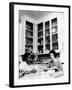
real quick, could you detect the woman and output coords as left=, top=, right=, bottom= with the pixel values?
left=19, top=49, right=37, bottom=78
left=48, top=50, right=64, bottom=77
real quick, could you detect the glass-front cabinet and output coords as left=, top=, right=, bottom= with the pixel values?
left=25, top=21, right=33, bottom=52
left=20, top=13, right=64, bottom=62
left=45, top=21, right=50, bottom=53
left=37, top=17, right=59, bottom=54
left=38, top=23, right=43, bottom=53
left=51, top=18, right=58, bottom=50
left=20, top=15, right=63, bottom=55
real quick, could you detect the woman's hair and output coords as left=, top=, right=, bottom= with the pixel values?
left=49, top=49, right=57, bottom=58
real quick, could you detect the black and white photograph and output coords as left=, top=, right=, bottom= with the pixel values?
left=9, top=2, right=70, bottom=87
left=19, top=10, right=64, bottom=79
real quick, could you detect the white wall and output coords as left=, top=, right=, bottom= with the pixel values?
left=0, top=0, right=72, bottom=90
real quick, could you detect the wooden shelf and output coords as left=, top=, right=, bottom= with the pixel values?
left=38, top=30, right=43, bottom=33
left=26, top=29, right=33, bottom=32
left=45, top=35, right=50, bottom=37
left=26, top=36, right=33, bottom=39
left=45, top=27, right=50, bottom=30
left=25, top=44, right=33, bottom=46
left=51, top=24, right=57, bottom=28
left=52, top=32, right=58, bottom=34
left=52, top=40, right=58, bottom=43
left=38, top=45, right=43, bottom=47
left=45, top=43, right=50, bottom=45
left=38, top=37, right=43, bottom=39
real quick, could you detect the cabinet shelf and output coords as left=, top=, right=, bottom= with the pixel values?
left=45, top=21, right=50, bottom=28
left=26, top=36, right=33, bottom=39
left=52, top=42, right=58, bottom=50
left=45, top=29, right=50, bottom=36
left=25, top=45, right=33, bottom=49
left=52, top=33, right=58, bottom=42
left=25, top=46, right=33, bottom=48
left=38, top=30, right=43, bottom=33
left=45, top=27, right=50, bottom=30
left=51, top=18, right=57, bottom=27
left=51, top=28, right=58, bottom=34
left=25, top=44, right=33, bottom=46
left=52, top=32, right=58, bottom=35
left=26, top=29, right=33, bottom=32
left=38, top=22, right=43, bottom=32
left=45, top=42, right=50, bottom=44
left=38, top=37, right=43, bottom=39
left=51, top=24, right=57, bottom=28
left=26, top=21, right=33, bottom=30
left=38, top=31, right=43, bottom=37
left=52, top=41, right=58, bottom=43
left=38, top=45, right=43, bottom=47
left=45, top=35, right=50, bottom=37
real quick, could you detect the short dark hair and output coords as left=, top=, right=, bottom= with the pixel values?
left=49, top=49, right=57, bottom=58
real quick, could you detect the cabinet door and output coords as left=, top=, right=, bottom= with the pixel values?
left=45, top=21, right=50, bottom=52
left=37, top=22, right=43, bottom=53
left=25, top=21, right=33, bottom=52
left=51, top=18, right=59, bottom=50
left=37, top=18, right=59, bottom=54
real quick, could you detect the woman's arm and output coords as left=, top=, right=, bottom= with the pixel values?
left=48, top=61, right=63, bottom=71
left=48, top=66, right=59, bottom=70
left=58, top=61, right=63, bottom=71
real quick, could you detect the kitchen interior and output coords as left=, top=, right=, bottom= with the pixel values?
left=19, top=10, right=64, bottom=79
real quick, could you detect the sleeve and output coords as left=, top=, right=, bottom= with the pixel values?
left=48, top=62, right=53, bottom=68
left=58, top=60, right=63, bottom=71
left=23, top=53, right=30, bottom=61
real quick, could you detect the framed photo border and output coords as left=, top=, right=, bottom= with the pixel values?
left=9, top=2, right=71, bottom=88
